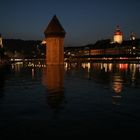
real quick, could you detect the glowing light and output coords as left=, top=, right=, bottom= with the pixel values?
left=119, top=64, right=128, bottom=70
left=41, top=40, right=46, bottom=44
left=108, top=63, right=112, bottom=71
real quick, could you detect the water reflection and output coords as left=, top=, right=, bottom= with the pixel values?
left=4, top=60, right=140, bottom=107
left=65, top=62, right=140, bottom=105
left=0, top=67, right=6, bottom=97
left=11, top=62, right=23, bottom=72
left=130, top=64, right=136, bottom=86
left=0, top=65, right=11, bottom=97
left=42, top=66, right=64, bottom=109
left=112, top=73, right=123, bottom=105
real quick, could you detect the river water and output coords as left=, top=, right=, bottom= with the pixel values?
left=0, top=60, right=140, bottom=137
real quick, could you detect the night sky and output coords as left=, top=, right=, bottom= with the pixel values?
left=0, top=0, right=140, bottom=46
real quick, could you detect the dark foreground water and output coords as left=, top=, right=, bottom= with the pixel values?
left=0, top=60, right=140, bottom=137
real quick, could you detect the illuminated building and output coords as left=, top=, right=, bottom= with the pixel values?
left=130, top=32, right=136, bottom=40
left=0, top=33, right=3, bottom=48
left=44, top=15, right=66, bottom=65
left=113, top=25, right=123, bottom=44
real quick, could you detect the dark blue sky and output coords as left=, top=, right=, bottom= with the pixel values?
left=0, top=0, right=140, bottom=46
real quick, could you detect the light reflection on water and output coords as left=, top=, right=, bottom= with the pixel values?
left=0, top=60, right=140, bottom=136
left=42, top=66, right=64, bottom=109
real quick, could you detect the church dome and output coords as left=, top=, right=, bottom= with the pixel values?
left=114, top=25, right=122, bottom=35
left=113, top=25, right=123, bottom=44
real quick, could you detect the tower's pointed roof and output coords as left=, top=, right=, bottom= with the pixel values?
left=44, top=15, right=66, bottom=38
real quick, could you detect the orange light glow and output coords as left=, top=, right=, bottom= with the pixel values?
left=119, top=64, right=128, bottom=70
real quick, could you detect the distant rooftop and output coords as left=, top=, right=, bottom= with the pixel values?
left=44, top=15, right=66, bottom=38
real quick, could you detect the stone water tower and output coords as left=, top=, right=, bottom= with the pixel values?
left=44, top=15, right=66, bottom=65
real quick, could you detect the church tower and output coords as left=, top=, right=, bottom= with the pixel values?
left=44, top=15, right=66, bottom=65
left=113, top=25, right=123, bottom=44
left=130, top=32, right=136, bottom=40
